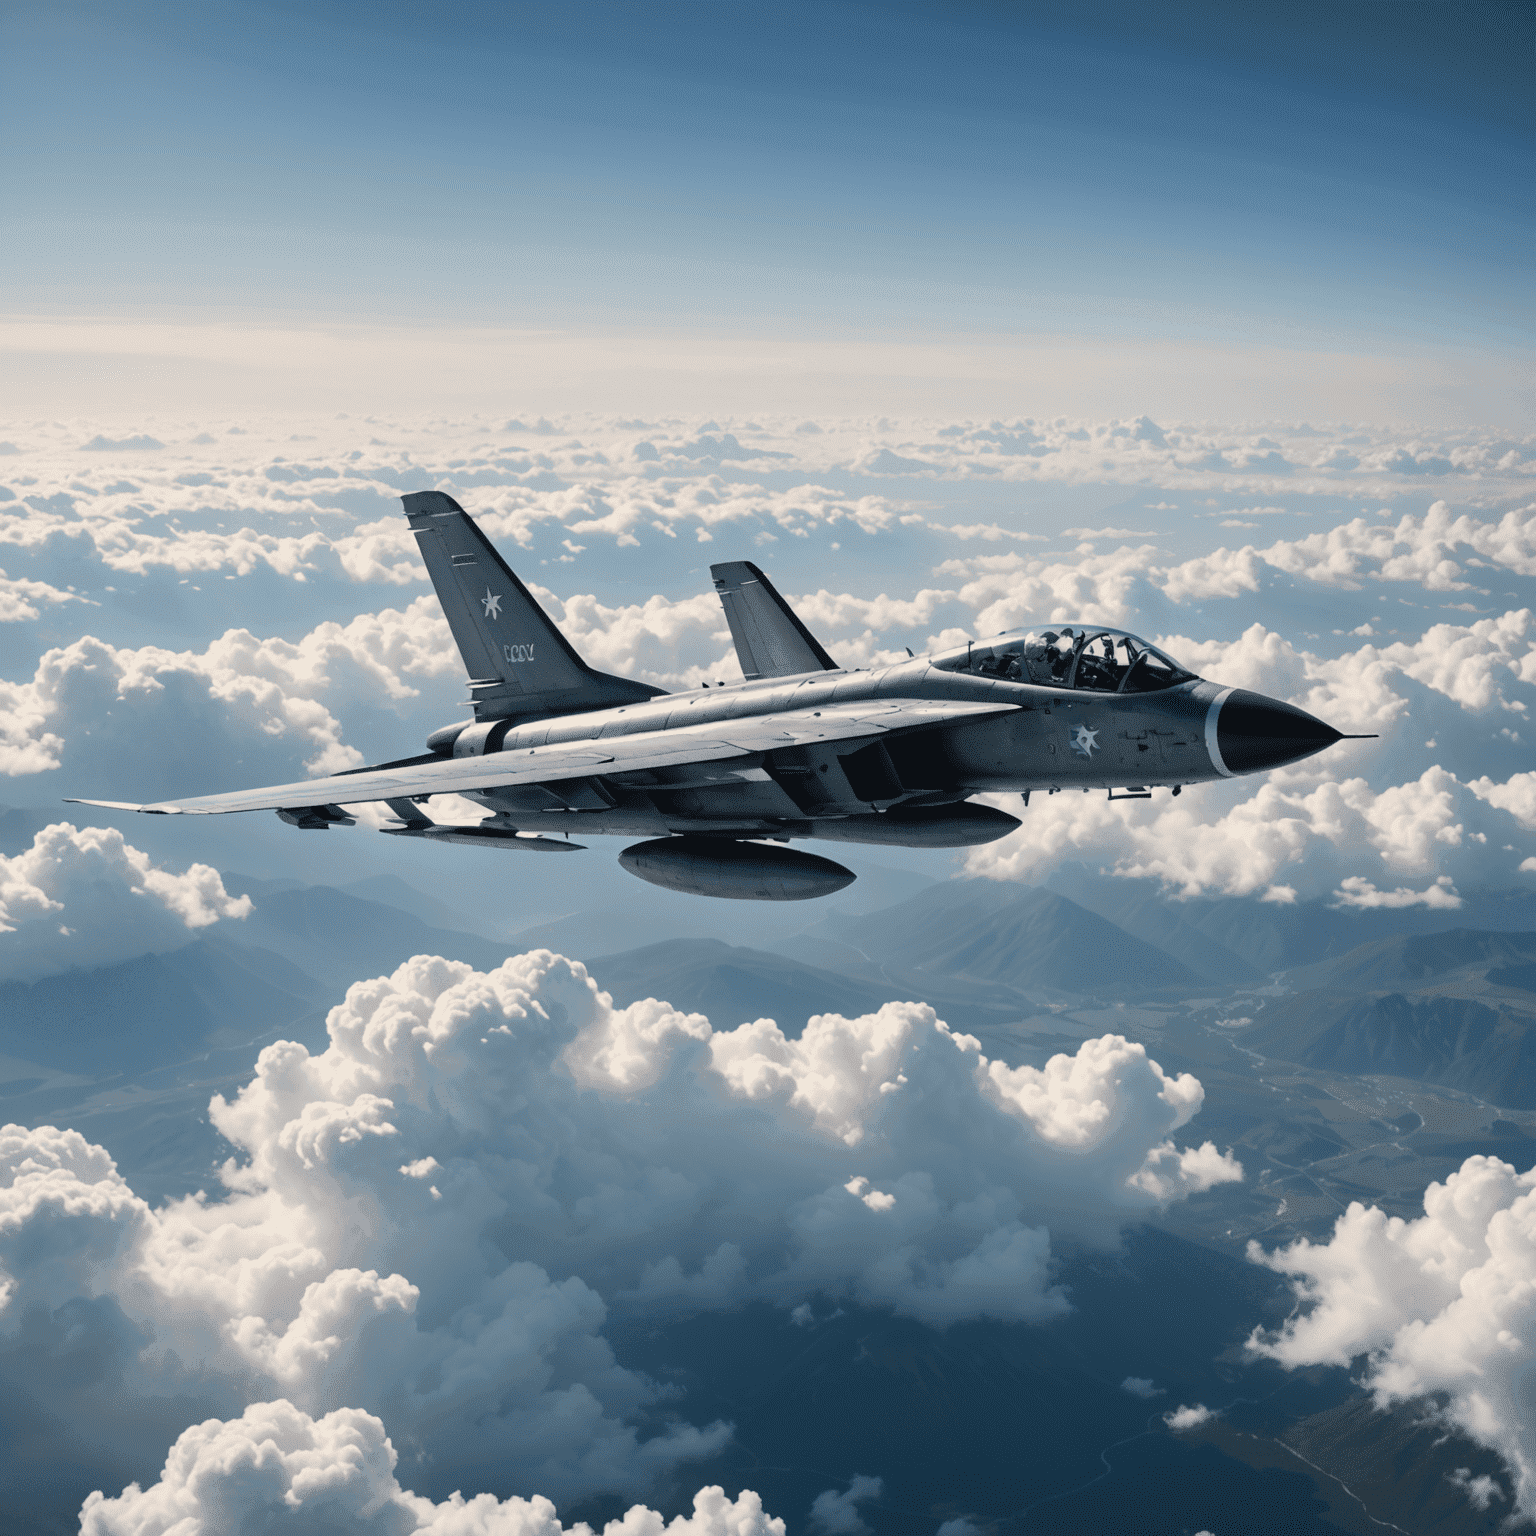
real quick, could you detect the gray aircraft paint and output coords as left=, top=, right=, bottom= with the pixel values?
left=403, top=491, right=661, bottom=719
left=711, top=560, right=839, bottom=681
left=70, top=493, right=1364, bottom=900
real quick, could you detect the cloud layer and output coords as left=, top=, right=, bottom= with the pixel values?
left=0, top=411, right=1531, bottom=906
left=2, top=413, right=1531, bottom=905
left=0, top=947, right=1236, bottom=1510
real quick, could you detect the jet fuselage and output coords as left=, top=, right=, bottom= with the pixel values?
left=443, top=661, right=1232, bottom=843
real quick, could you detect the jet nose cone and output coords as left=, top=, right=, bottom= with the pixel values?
left=1215, top=689, right=1342, bottom=774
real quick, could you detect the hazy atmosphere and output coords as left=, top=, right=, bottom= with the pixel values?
left=1, top=4, right=1532, bottom=1534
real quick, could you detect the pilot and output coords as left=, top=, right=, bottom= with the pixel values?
left=1047, top=630, right=1075, bottom=684
left=1022, top=632, right=1054, bottom=685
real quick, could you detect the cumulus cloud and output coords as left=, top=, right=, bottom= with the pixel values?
left=80, top=1400, right=783, bottom=1536
left=1248, top=1155, right=1536, bottom=1520
left=0, top=595, right=478, bottom=793
left=937, top=545, right=1158, bottom=631
left=0, top=440, right=903, bottom=582
left=1249, top=502, right=1536, bottom=591
left=807, top=1476, right=882, bottom=1535
left=0, top=949, right=1236, bottom=1505
left=544, top=588, right=734, bottom=689
left=0, top=633, right=366, bottom=786
left=0, top=822, right=250, bottom=981
left=1120, top=1376, right=1164, bottom=1399
left=81, top=434, right=164, bottom=452
left=967, top=760, right=1536, bottom=902
left=1163, top=1403, right=1214, bottom=1431
left=1469, top=770, right=1536, bottom=831
left=1447, top=1466, right=1506, bottom=1512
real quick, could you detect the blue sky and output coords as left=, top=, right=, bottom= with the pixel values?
left=5, top=1, right=1530, bottom=362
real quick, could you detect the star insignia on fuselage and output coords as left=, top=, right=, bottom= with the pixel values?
left=1070, top=723, right=1100, bottom=758
left=482, top=589, right=502, bottom=619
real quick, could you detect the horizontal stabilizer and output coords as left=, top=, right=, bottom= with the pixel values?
left=710, top=561, right=837, bottom=680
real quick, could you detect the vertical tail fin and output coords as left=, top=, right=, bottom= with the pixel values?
left=403, top=492, right=663, bottom=719
left=710, top=561, right=839, bottom=680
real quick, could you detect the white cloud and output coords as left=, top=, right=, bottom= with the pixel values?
left=0, top=567, right=88, bottom=622
left=1469, top=770, right=1536, bottom=831
left=964, top=755, right=1536, bottom=902
left=1159, top=546, right=1264, bottom=604
left=1120, top=1376, right=1164, bottom=1399
left=932, top=504, right=1536, bottom=631
left=1144, top=502, right=1536, bottom=605
left=544, top=588, right=734, bottom=689
left=1160, top=612, right=1536, bottom=738
left=0, top=597, right=467, bottom=793
left=0, top=633, right=363, bottom=785
left=1330, top=875, right=1461, bottom=910
left=3, top=425, right=1531, bottom=589
left=0, top=948, right=1236, bottom=1503
left=0, top=822, right=250, bottom=981
left=0, top=431, right=905, bottom=585
left=939, top=545, right=1159, bottom=631
left=79, top=1400, right=784, bottom=1536
left=1254, top=502, right=1536, bottom=590
left=1248, top=1155, right=1536, bottom=1521
left=1448, top=1467, right=1506, bottom=1512
left=807, top=1476, right=882, bottom=1535
left=1163, top=1403, right=1214, bottom=1431
left=3, top=409, right=1535, bottom=1525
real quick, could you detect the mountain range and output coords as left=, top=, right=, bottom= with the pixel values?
left=1245, top=929, right=1536, bottom=1108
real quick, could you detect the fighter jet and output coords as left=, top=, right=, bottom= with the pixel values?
left=70, top=492, right=1369, bottom=900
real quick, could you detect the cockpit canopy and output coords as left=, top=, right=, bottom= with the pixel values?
left=931, top=626, right=1197, bottom=693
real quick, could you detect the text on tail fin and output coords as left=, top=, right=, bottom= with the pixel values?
left=403, top=491, right=661, bottom=718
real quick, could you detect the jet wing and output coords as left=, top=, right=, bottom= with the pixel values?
left=67, top=699, right=1018, bottom=817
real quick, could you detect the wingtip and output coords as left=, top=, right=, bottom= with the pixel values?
left=63, top=798, right=181, bottom=813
